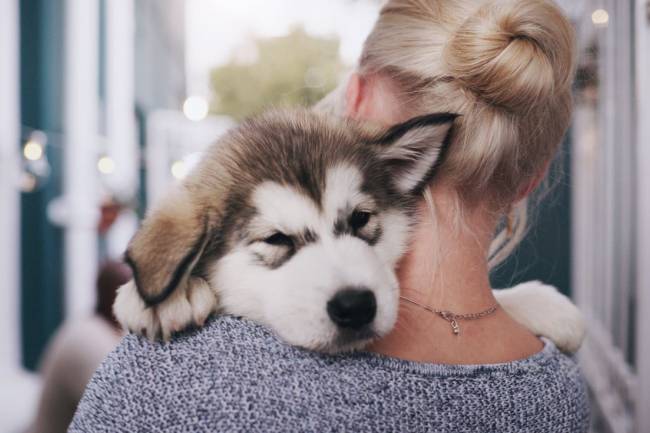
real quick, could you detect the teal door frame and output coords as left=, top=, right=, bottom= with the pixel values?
left=19, top=0, right=66, bottom=370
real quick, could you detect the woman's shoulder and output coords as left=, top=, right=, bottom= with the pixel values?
left=351, top=338, right=590, bottom=432
left=357, top=337, right=589, bottom=404
left=360, top=337, right=582, bottom=376
left=69, top=315, right=292, bottom=430
left=71, top=316, right=590, bottom=433
left=88, top=314, right=302, bottom=380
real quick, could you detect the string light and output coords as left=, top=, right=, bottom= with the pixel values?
left=23, top=140, right=44, bottom=161
left=97, top=156, right=116, bottom=174
left=592, top=9, right=609, bottom=26
left=182, top=96, right=209, bottom=122
left=171, top=160, right=188, bottom=179
left=16, top=126, right=215, bottom=192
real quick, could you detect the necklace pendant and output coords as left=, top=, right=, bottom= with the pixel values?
left=450, top=319, right=460, bottom=335
left=439, top=311, right=461, bottom=335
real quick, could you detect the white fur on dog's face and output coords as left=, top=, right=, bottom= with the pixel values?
left=211, top=165, right=410, bottom=352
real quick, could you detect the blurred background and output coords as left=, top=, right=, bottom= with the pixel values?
left=0, top=0, right=648, bottom=432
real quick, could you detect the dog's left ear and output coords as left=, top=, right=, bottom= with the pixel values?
left=124, top=186, right=209, bottom=306
left=373, top=113, right=457, bottom=194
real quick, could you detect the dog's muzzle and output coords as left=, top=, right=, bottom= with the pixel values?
left=326, top=288, right=377, bottom=329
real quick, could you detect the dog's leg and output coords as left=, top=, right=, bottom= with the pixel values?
left=114, top=277, right=218, bottom=341
left=494, top=280, right=586, bottom=354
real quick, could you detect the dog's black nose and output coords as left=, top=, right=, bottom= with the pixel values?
left=327, top=289, right=377, bottom=329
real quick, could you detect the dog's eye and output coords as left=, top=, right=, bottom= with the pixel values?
left=349, top=210, right=372, bottom=231
left=263, top=232, right=294, bottom=248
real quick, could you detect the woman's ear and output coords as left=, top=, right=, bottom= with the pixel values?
left=125, top=186, right=209, bottom=306
left=344, top=72, right=363, bottom=119
left=373, top=113, right=458, bottom=195
left=345, top=72, right=415, bottom=126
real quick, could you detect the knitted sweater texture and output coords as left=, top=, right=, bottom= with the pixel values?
left=70, top=315, right=590, bottom=433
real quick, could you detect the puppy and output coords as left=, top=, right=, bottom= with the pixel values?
left=114, top=109, right=585, bottom=353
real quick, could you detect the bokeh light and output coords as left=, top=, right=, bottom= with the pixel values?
left=182, top=96, right=209, bottom=122
left=591, top=9, right=609, bottom=26
left=23, top=141, right=44, bottom=161
left=97, top=156, right=116, bottom=175
left=171, top=160, right=188, bottom=180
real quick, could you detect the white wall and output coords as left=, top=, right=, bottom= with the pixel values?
left=634, top=1, right=650, bottom=432
left=106, top=0, right=138, bottom=200
left=0, top=2, right=42, bottom=431
left=63, top=0, right=100, bottom=318
left=0, top=0, right=21, bottom=373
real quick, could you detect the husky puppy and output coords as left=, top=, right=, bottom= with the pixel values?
left=114, top=109, right=584, bottom=353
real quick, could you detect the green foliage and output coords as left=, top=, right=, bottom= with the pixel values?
left=210, top=27, right=344, bottom=120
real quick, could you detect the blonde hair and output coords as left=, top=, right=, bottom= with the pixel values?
left=344, top=0, right=576, bottom=268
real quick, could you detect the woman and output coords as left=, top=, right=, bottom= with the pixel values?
left=70, top=0, right=589, bottom=431
left=318, top=0, right=576, bottom=365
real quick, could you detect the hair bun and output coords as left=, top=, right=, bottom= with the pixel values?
left=445, top=0, right=574, bottom=112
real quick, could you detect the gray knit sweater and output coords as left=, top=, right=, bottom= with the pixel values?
left=70, top=315, right=590, bottom=433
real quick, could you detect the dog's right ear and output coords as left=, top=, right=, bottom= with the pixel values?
left=125, top=187, right=209, bottom=306
left=372, top=112, right=458, bottom=195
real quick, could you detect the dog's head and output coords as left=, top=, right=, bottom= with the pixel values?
left=126, top=109, right=456, bottom=352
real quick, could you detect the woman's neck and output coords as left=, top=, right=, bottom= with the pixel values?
left=368, top=190, right=543, bottom=364
left=396, top=212, right=496, bottom=314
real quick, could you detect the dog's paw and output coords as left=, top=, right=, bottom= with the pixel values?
left=113, top=277, right=218, bottom=341
left=494, top=281, right=586, bottom=354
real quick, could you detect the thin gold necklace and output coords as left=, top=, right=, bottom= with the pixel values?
left=399, top=295, right=499, bottom=335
